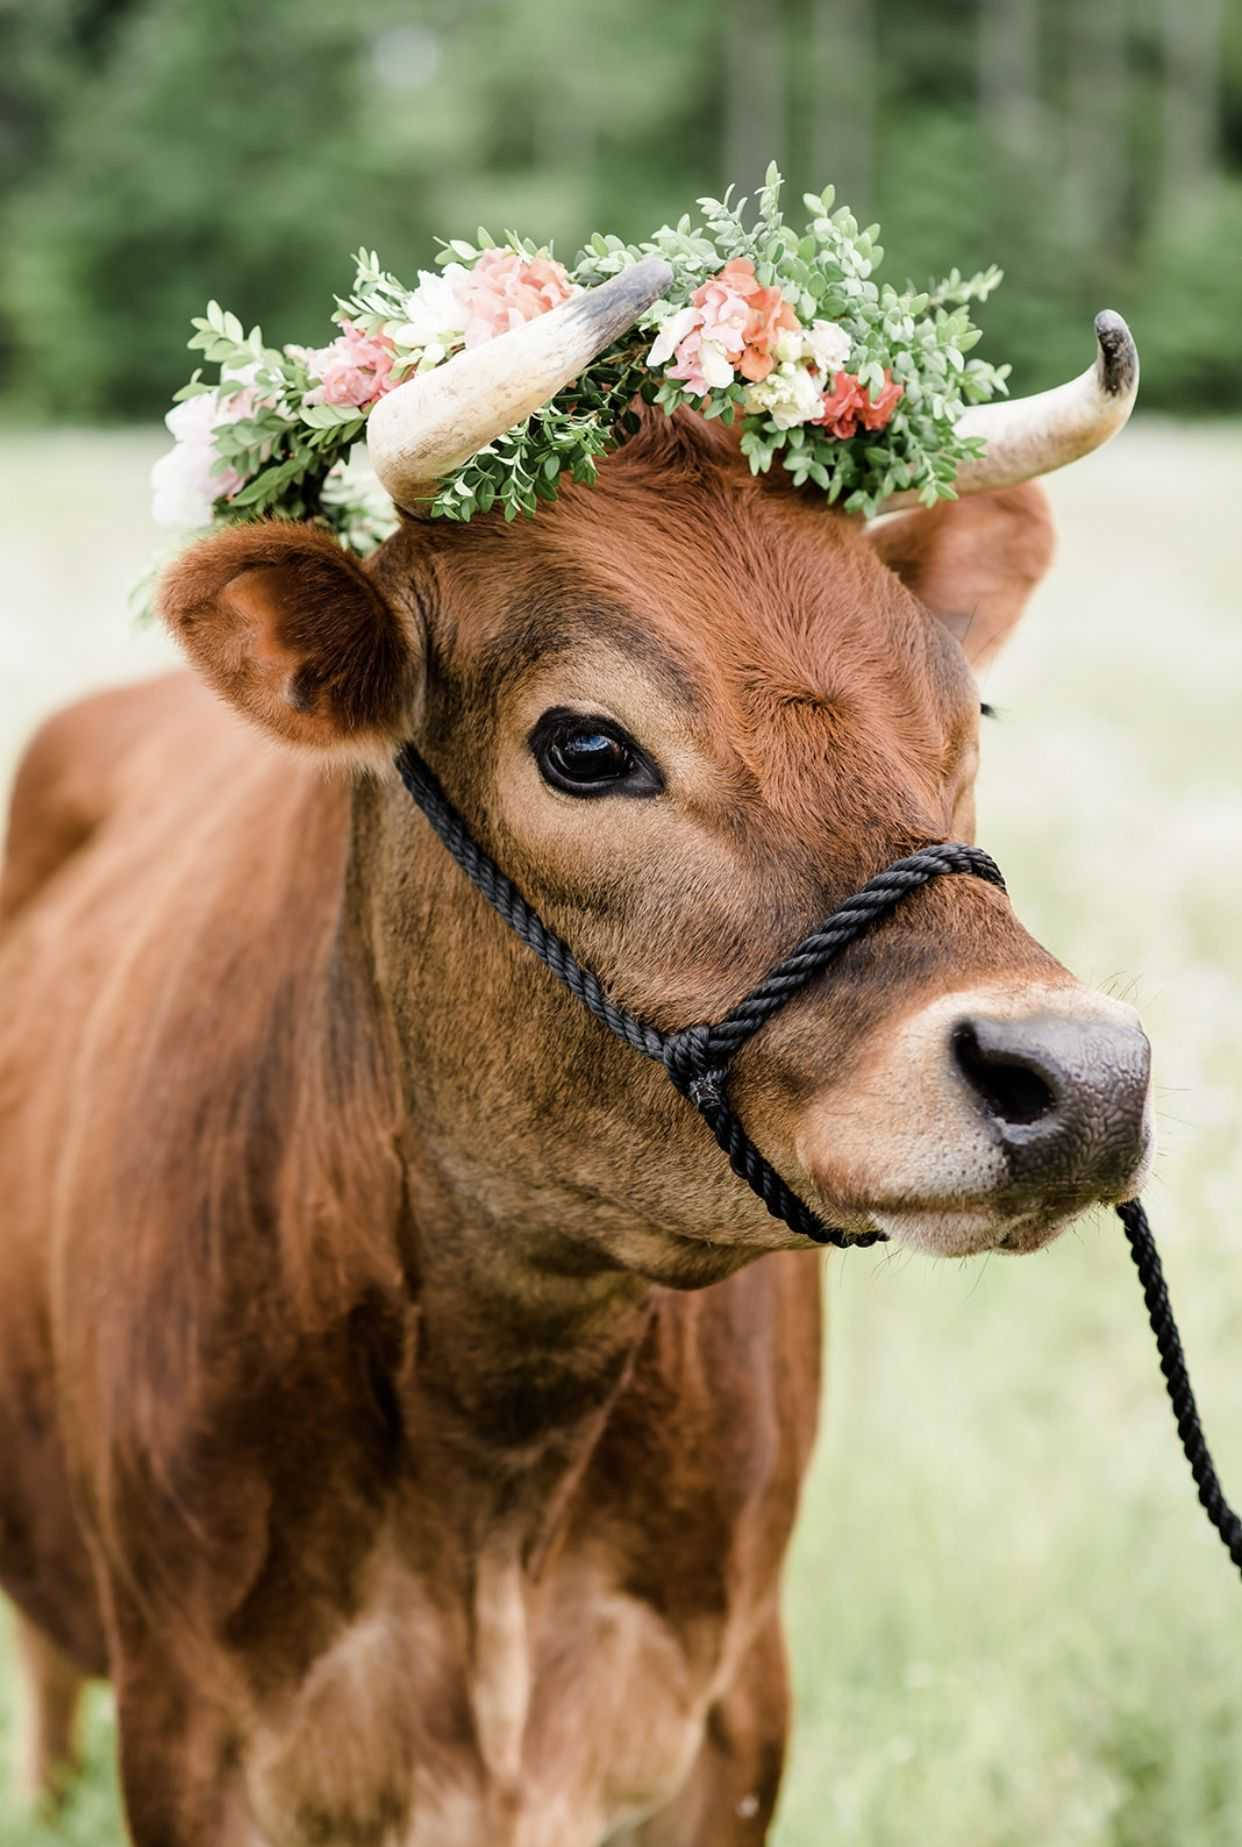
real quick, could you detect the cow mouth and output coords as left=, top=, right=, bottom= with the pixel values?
left=864, top=1195, right=1112, bottom=1258
left=818, top=1126, right=1154, bottom=1258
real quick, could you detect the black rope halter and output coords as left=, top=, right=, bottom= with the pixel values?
left=395, top=742, right=1242, bottom=1582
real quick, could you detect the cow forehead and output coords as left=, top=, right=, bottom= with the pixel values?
left=435, top=450, right=934, bottom=666
left=431, top=465, right=975, bottom=783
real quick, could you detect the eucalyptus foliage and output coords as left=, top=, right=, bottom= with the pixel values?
left=169, top=166, right=1009, bottom=550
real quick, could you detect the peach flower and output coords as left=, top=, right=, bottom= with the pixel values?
left=650, top=256, right=798, bottom=397
left=456, top=249, right=576, bottom=348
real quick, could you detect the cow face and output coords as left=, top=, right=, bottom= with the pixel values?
left=160, top=413, right=1151, bottom=1273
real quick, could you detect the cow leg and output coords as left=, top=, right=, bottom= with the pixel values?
left=621, top=1608, right=790, bottom=1847
left=112, top=1658, right=248, bottom=1846
left=10, top=1606, right=86, bottom=1808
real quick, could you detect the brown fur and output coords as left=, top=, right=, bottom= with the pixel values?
left=1, top=414, right=1066, bottom=1843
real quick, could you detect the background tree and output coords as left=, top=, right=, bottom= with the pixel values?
left=1, top=0, right=1239, bottom=418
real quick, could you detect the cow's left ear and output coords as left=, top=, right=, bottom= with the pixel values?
left=157, top=521, right=422, bottom=757
left=866, top=483, right=1055, bottom=672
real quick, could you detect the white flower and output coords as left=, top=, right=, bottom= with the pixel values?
left=697, top=338, right=736, bottom=390
left=744, top=361, right=826, bottom=430
left=221, top=360, right=261, bottom=392
left=150, top=391, right=245, bottom=529
left=646, top=304, right=699, bottom=370
left=390, top=266, right=469, bottom=351
left=805, top=318, right=852, bottom=375
left=772, top=326, right=807, bottom=366
left=151, top=396, right=221, bottom=528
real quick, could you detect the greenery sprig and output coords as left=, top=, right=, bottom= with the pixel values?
left=152, top=165, right=1009, bottom=550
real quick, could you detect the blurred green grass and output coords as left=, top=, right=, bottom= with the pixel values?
left=1, top=423, right=1241, bottom=1843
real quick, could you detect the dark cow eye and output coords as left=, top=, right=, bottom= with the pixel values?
left=530, top=709, right=662, bottom=799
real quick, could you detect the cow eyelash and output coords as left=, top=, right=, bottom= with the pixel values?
left=980, top=702, right=996, bottom=719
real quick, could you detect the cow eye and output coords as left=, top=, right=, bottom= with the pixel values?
left=530, top=710, right=662, bottom=799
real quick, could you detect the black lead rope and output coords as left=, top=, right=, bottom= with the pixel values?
left=1118, top=1199, right=1242, bottom=1572
left=395, top=742, right=1242, bottom=1582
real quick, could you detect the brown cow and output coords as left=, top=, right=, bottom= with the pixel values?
left=0, top=275, right=1150, bottom=1844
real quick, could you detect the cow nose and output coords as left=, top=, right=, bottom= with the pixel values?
left=949, top=1010, right=1151, bottom=1193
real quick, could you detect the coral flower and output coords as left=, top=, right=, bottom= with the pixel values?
left=737, top=285, right=800, bottom=384
left=814, top=370, right=868, bottom=439
left=858, top=368, right=904, bottom=430
left=695, top=258, right=797, bottom=383
left=814, top=368, right=904, bottom=439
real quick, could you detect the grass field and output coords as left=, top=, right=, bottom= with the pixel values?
left=1, top=423, right=1241, bottom=1844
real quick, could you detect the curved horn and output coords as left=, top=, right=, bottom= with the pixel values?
left=881, top=310, right=1139, bottom=511
left=368, top=256, right=674, bottom=512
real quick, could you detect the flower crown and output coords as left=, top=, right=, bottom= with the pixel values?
left=152, top=166, right=1010, bottom=553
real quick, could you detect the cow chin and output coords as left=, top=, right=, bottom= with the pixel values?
left=796, top=981, right=1154, bottom=1259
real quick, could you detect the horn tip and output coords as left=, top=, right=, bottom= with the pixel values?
left=1092, top=310, right=1139, bottom=400
left=573, top=255, right=674, bottom=342
left=630, top=254, right=675, bottom=296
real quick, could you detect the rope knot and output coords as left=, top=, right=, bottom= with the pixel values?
left=663, top=1023, right=716, bottom=1096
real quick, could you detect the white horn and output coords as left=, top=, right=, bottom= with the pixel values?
left=881, top=310, right=1139, bottom=510
left=368, top=256, right=674, bottom=513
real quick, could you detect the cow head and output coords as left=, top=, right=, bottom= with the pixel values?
left=159, top=282, right=1151, bottom=1282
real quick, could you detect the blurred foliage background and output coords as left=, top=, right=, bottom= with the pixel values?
left=1, top=0, right=1240, bottom=424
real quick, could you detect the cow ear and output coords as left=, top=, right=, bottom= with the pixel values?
left=866, top=483, right=1055, bottom=673
left=157, top=521, right=422, bottom=758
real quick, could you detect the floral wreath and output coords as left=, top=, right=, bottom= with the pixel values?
left=152, top=166, right=1009, bottom=552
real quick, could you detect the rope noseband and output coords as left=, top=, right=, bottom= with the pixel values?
left=396, top=743, right=1004, bottom=1248
left=395, top=742, right=1242, bottom=1582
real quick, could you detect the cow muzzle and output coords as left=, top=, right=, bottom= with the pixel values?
left=799, top=983, right=1153, bottom=1256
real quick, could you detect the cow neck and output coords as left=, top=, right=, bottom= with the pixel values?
left=409, top=1135, right=654, bottom=1358
left=405, top=1162, right=655, bottom=1526
left=348, top=790, right=658, bottom=1533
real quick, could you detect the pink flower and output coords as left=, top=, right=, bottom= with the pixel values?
left=667, top=326, right=740, bottom=395
left=647, top=304, right=699, bottom=370
left=455, top=250, right=576, bottom=348
left=306, top=321, right=398, bottom=409
left=663, top=276, right=748, bottom=396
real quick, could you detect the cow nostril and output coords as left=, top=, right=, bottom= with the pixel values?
left=951, top=1021, right=1058, bottom=1129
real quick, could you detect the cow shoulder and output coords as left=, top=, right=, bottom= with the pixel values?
left=0, top=672, right=222, bottom=925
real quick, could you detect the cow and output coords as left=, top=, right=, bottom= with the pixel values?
left=0, top=266, right=1151, bottom=1845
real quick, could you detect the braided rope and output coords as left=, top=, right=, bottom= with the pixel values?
left=699, top=845, right=1006, bottom=1061
left=1118, top=1200, right=1242, bottom=1577
left=682, top=1067, right=887, bottom=1248
left=396, top=742, right=1242, bottom=1581
left=396, top=747, right=666, bottom=1061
